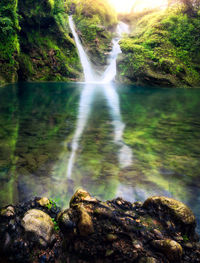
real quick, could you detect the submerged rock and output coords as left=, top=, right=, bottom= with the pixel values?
left=22, top=209, right=55, bottom=247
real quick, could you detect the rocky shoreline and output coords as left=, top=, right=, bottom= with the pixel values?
left=0, top=189, right=200, bottom=263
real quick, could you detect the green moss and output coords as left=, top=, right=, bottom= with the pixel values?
left=118, top=7, right=200, bottom=87
left=0, top=0, right=20, bottom=86
left=17, top=0, right=82, bottom=82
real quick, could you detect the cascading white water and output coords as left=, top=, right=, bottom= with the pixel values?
left=68, top=16, right=95, bottom=83
left=67, top=17, right=132, bottom=178
left=102, top=22, right=130, bottom=83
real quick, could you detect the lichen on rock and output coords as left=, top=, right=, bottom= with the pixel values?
left=22, top=209, right=55, bottom=247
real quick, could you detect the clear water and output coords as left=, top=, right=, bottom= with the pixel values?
left=0, top=82, right=200, bottom=232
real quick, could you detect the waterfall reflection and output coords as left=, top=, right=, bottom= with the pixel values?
left=67, top=84, right=95, bottom=178
left=103, top=84, right=133, bottom=168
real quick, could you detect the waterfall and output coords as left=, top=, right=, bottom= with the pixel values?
left=67, top=17, right=132, bottom=178
left=102, top=22, right=130, bottom=83
left=68, top=16, right=95, bottom=83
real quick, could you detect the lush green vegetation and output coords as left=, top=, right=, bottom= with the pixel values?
left=17, top=0, right=82, bottom=82
left=118, top=4, right=200, bottom=87
left=0, top=0, right=82, bottom=85
left=0, top=0, right=20, bottom=85
left=67, top=0, right=117, bottom=66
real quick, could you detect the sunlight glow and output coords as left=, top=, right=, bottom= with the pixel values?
left=109, top=0, right=168, bottom=13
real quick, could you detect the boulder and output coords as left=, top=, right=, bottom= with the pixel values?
left=22, top=209, right=55, bottom=247
left=151, top=239, right=183, bottom=262
left=143, top=196, right=196, bottom=227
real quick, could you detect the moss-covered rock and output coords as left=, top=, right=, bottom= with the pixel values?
left=118, top=7, right=200, bottom=87
left=17, top=0, right=82, bottom=82
left=77, top=204, right=94, bottom=236
left=0, top=0, right=20, bottom=86
left=22, top=209, right=55, bottom=247
left=0, top=0, right=83, bottom=86
left=143, top=196, right=196, bottom=226
left=151, top=239, right=183, bottom=262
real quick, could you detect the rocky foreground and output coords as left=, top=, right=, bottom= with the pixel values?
left=0, top=189, right=200, bottom=263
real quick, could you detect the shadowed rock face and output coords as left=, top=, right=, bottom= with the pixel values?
left=143, top=196, right=196, bottom=238
left=0, top=190, right=200, bottom=263
left=143, top=196, right=196, bottom=225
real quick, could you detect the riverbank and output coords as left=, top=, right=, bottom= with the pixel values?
left=0, top=189, right=199, bottom=263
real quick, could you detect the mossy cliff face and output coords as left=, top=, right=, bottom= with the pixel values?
left=0, top=0, right=117, bottom=86
left=0, top=0, right=82, bottom=86
left=0, top=0, right=20, bottom=86
left=68, top=0, right=117, bottom=67
left=118, top=7, right=200, bottom=87
left=17, top=0, right=81, bottom=82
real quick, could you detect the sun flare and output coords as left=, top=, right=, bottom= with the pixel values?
left=109, top=0, right=168, bottom=13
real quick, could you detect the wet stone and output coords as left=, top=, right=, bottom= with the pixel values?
left=37, top=197, right=50, bottom=207
left=77, top=204, right=94, bottom=236
left=138, top=257, right=158, bottom=263
left=57, top=209, right=75, bottom=233
left=22, top=209, right=55, bottom=248
left=143, top=196, right=196, bottom=227
left=0, top=206, right=15, bottom=218
left=152, top=239, right=183, bottom=262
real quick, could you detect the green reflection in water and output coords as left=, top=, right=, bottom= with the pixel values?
left=0, top=83, right=200, bottom=231
left=0, top=85, right=19, bottom=204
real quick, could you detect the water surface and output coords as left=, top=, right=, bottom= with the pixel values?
left=0, top=82, right=200, bottom=231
